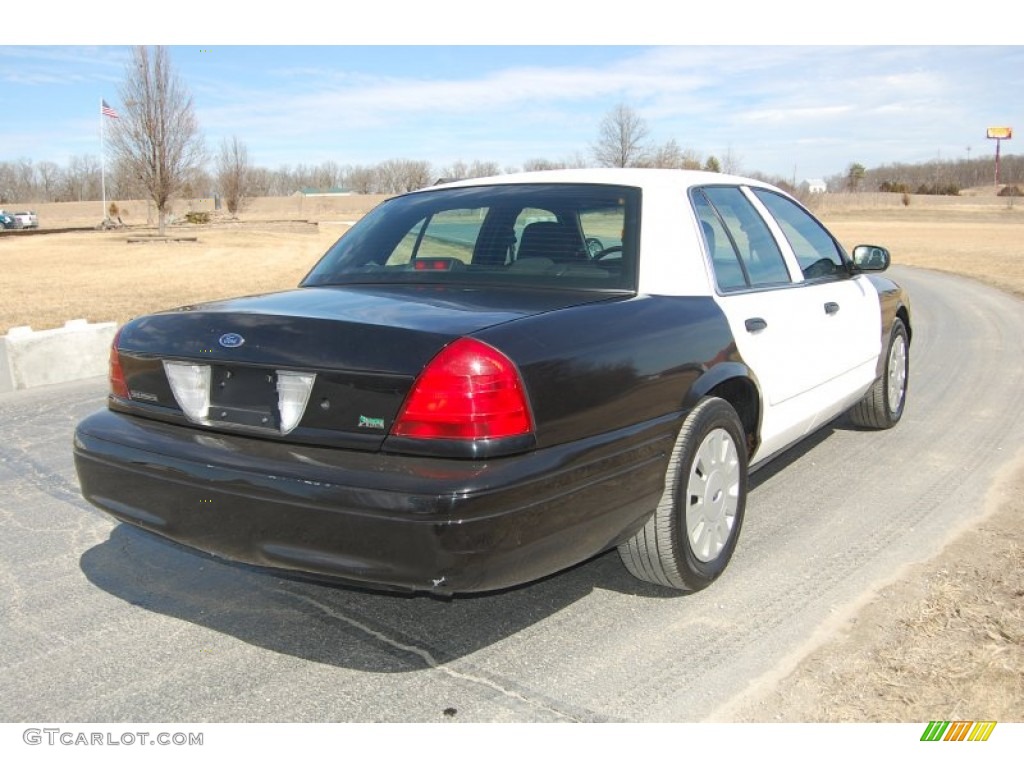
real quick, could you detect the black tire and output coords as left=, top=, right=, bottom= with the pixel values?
left=850, top=318, right=909, bottom=429
left=618, top=397, right=748, bottom=591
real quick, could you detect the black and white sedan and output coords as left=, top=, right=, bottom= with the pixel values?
left=74, top=169, right=910, bottom=594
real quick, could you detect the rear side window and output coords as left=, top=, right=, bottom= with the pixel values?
left=303, top=184, right=640, bottom=292
left=693, top=186, right=792, bottom=291
left=752, top=189, right=847, bottom=280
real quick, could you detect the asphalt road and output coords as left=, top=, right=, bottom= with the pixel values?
left=2, top=266, right=1022, bottom=723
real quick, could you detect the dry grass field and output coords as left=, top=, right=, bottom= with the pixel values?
left=817, top=191, right=1024, bottom=301
left=1, top=188, right=1021, bottom=722
left=2, top=189, right=1022, bottom=333
left=0, top=195, right=388, bottom=332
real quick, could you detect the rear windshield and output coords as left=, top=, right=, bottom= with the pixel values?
left=302, top=184, right=640, bottom=292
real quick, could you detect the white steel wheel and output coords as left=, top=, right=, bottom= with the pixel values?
left=850, top=318, right=909, bottom=429
left=618, top=397, right=748, bottom=592
left=886, top=331, right=908, bottom=418
left=685, top=427, right=742, bottom=563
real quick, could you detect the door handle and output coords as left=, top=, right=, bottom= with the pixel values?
left=745, top=317, right=767, bottom=332
left=824, top=302, right=840, bottom=315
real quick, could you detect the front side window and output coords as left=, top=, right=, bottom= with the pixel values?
left=752, top=189, right=847, bottom=280
left=303, top=184, right=640, bottom=292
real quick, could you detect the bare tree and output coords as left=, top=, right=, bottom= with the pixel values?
left=64, top=154, right=102, bottom=202
left=269, top=164, right=294, bottom=196
left=522, top=154, right=589, bottom=172
left=561, top=151, right=590, bottom=169
left=522, top=158, right=563, bottom=172
left=247, top=166, right=273, bottom=197
left=110, top=46, right=205, bottom=234
left=441, top=159, right=470, bottom=180
left=0, top=157, right=38, bottom=201
left=109, top=155, right=148, bottom=201
left=466, top=160, right=501, bottom=179
left=344, top=165, right=379, bottom=194
left=315, top=160, right=343, bottom=190
left=593, top=104, right=650, bottom=168
left=440, top=159, right=501, bottom=181
left=37, top=161, right=62, bottom=201
left=375, top=160, right=403, bottom=194
left=403, top=160, right=435, bottom=191
left=681, top=149, right=704, bottom=170
left=14, top=158, right=36, bottom=200
left=216, top=136, right=252, bottom=214
left=720, top=146, right=743, bottom=175
left=377, top=159, right=433, bottom=194
left=641, top=138, right=682, bottom=169
left=0, top=163, right=15, bottom=203
left=292, top=163, right=314, bottom=190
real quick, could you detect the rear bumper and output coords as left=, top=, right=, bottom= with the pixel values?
left=73, top=409, right=675, bottom=593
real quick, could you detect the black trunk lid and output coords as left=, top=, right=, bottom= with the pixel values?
left=114, top=285, right=617, bottom=451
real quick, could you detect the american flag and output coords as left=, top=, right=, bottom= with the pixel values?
left=101, top=100, right=119, bottom=119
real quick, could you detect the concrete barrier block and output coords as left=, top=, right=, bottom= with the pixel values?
left=0, top=337, right=14, bottom=392
left=0, top=320, right=118, bottom=393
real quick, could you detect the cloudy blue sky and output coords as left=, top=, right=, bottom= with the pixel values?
left=2, top=11, right=1019, bottom=182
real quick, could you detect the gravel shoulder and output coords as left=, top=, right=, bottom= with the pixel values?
left=718, top=455, right=1024, bottom=721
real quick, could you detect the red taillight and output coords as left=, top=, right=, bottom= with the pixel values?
left=109, top=328, right=129, bottom=399
left=392, top=338, right=533, bottom=440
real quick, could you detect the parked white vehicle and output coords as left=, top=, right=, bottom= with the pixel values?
left=12, top=211, right=38, bottom=228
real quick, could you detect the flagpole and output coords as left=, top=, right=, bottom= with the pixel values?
left=100, top=97, right=107, bottom=222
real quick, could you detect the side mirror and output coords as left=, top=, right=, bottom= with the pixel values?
left=851, top=244, right=890, bottom=272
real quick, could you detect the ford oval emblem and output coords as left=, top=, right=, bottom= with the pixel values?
left=218, top=333, right=245, bottom=348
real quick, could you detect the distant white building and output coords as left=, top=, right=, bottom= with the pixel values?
left=805, top=179, right=827, bottom=194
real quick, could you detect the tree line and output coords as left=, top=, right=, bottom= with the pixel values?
left=0, top=154, right=545, bottom=205
left=0, top=99, right=736, bottom=208
left=0, top=107, right=727, bottom=201
left=3, top=125, right=1017, bottom=208
left=828, top=155, right=1024, bottom=196
left=6, top=130, right=1014, bottom=210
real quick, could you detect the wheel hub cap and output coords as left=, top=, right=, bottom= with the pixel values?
left=887, top=336, right=907, bottom=415
left=685, top=428, right=740, bottom=563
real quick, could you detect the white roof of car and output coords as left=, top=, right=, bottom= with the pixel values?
left=430, top=167, right=779, bottom=193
